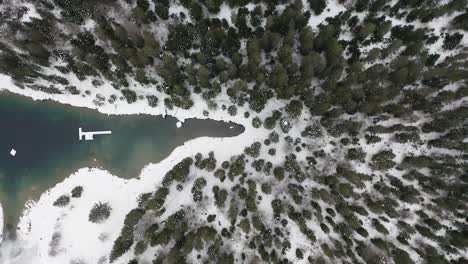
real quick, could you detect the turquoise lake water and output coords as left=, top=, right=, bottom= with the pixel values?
left=0, top=92, right=244, bottom=232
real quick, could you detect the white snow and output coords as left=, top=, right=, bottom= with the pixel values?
left=0, top=71, right=277, bottom=263
left=305, top=0, right=346, bottom=29
left=0, top=1, right=464, bottom=261
left=20, top=3, right=41, bottom=23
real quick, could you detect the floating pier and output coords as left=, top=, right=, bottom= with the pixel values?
left=79, top=127, right=112, bottom=141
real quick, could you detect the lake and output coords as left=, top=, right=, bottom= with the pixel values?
left=0, top=92, right=244, bottom=234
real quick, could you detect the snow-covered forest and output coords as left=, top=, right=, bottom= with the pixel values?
left=0, top=0, right=467, bottom=263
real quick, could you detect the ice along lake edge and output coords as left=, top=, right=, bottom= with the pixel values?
left=0, top=91, right=244, bottom=233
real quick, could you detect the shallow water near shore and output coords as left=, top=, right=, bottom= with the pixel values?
left=0, top=92, right=244, bottom=232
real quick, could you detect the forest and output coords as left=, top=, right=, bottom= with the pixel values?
left=1, top=0, right=468, bottom=263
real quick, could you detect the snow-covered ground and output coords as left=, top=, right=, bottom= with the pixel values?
left=0, top=0, right=466, bottom=262
left=0, top=72, right=275, bottom=263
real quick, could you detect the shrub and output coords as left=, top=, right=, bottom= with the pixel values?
left=214, top=169, right=226, bottom=182
left=213, top=186, right=228, bottom=208
left=110, top=226, right=134, bottom=262
left=268, top=148, right=276, bottom=156
left=453, top=11, right=468, bottom=30
left=347, top=148, right=366, bottom=162
left=191, top=177, right=207, bottom=202
left=273, top=166, right=285, bottom=181
left=308, top=0, right=327, bottom=15
left=392, top=248, right=414, bottom=264
left=394, top=132, right=421, bottom=143
left=146, top=188, right=169, bottom=210
left=121, top=89, right=137, bottom=103
left=228, top=156, right=245, bottom=180
left=197, top=152, right=217, bottom=171
left=252, top=117, right=262, bottom=128
left=189, top=1, right=203, bottom=20
left=238, top=218, right=250, bottom=234
left=251, top=159, right=265, bottom=172
left=146, top=95, right=158, bottom=107
left=443, top=33, right=463, bottom=50
left=302, top=124, right=323, bottom=138
left=71, top=186, right=83, bottom=198
left=372, top=219, right=389, bottom=235
left=264, top=116, right=277, bottom=129
left=162, top=157, right=193, bottom=187
left=227, top=105, right=237, bottom=116
left=244, top=142, right=261, bottom=158
left=370, top=150, right=396, bottom=170
left=286, top=100, right=304, bottom=118
left=53, top=195, right=70, bottom=207
left=89, top=202, right=112, bottom=223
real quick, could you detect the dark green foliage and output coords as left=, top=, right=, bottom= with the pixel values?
left=252, top=117, right=262, bottom=128
left=155, top=2, right=169, bottom=19
left=244, top=142, right=261, bottom=158
left=191, top=177, right=207, bottom=202
left=71, top=186, right=83, bottom=198
left=245, top=180, right=257, bottom=212
left=227, top=105, right=237, bottom=116
left=110, top=208, right=145, bottom=262
left=213, top=186, right=228, bottom=208
left=251, top=159, right=265, bottom=172
left=289, top=184, right=305, bottom=204
left=146, top=95, right=158, bottom=107
left=286, top=100, right=304, bottom=118
left=196, top=152, right=217, bottom=171
left=249, top=88, right=273, bottom=113
left=166, top=24, right=194, bottom=53
left=415, top=224, right=437, bottom=240
left=162, top=157, right=193, bottom=187
left=443, top=33, right=463, bottom=50
left=1, top=2, right=467, bottom=262
left=238, top=218, right=250, bottom=233
left=53, top=195, right=70, bottom=207
left=347, top=148, right=366, bottom=162
left=394, top=132, right=421, bottom=143
left=110, top=226, right=135, bottom=262
left=308, top=0, right=327, bottom=15
left=214, top=168, right=226, bottom=182
left=274, top=166, right=285, bottom=181
left=121, top=89, right=137, bottom=104
left=453, top=10, right=468, bottom=30
left=124, top=208, right=146, bottom=228
left=356, top=227, right=369, bottom=238
left=338, top=183, right=353, bottom=198
left=302, top=124, right=323, bottom=138
left=370, top=150, right=396, bottom=170
left=146, top=187, right=169, bottom=210
left=372, top=219, right=389, bottom=235
left=227, top=155, right=245, bottom=181
left=391, top=25, right=428, bottom=43
left=189, top=1, right=203, bottom=21
left=89, top=202, right=112, bottom=223
left=263, top=111, right=282, bottom=130
left=392, top=248, right=414, bottom=264
left=423, top=218, right=442, bottom=231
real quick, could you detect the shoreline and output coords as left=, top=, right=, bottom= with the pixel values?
left=0, top=74, right=258, bottom=125
left=0, top=73, right=273, bottom=263
left=0, top=86, right=248, bottom=239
